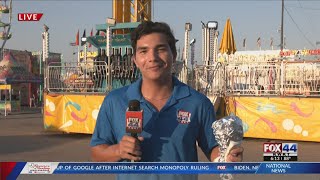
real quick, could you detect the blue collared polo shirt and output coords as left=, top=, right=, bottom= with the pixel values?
left=90, top=77, right=217, bottom=179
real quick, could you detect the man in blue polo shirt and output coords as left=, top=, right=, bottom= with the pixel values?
left=90, top=21, right=243, bottom=179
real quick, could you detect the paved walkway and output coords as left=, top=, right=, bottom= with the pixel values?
left=0, top=106, right=41, bottom=116
left=0, top=113, right=319, bottom=180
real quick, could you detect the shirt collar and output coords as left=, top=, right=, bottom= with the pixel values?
left=126, top=76, right=190, bottom=102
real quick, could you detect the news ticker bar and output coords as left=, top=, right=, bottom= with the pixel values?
left=5, top=162, right=320, bottom=175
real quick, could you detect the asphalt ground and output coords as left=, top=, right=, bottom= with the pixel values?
left=1, top=111, right=319, bottom=180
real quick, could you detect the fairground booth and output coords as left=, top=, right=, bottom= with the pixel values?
left=0, top=52, right=42, bottom=114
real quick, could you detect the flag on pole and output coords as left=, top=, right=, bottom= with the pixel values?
left=75, top=30, right=79, bottom=46
left=243, top=38, right=246, bottom=48
left=89, top=28, right=93, bottom=48
left=81, top=29, right=86, bottom=46
left=257, top=37, right=261, bottom=48
left=270, top=37, right=274, bottom=47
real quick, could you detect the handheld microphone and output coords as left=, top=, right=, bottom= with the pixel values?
left=126, top=100, right=143, bottom=137
left=125, top=100, right=143, bottom=162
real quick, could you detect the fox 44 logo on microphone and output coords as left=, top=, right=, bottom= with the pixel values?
left=263, top=143, right=298, bottom=161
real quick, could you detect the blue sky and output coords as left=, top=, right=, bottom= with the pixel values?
left=3, top=0, right=320, bottom=63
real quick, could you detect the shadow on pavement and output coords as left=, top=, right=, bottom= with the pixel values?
left=0, top=107, right=42, bottom=116
left=0, top=133, right=91, bottom=154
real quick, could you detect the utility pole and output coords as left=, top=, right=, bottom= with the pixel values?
left=280, top=0, right=284, bottom=51
left=190, top=39, right=196, bottom=87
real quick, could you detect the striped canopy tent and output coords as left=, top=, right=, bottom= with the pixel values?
left=0, top=52, right=42, bottom=84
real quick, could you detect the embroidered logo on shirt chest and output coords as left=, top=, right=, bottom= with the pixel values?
left=177, top=110, right=191, bottom=124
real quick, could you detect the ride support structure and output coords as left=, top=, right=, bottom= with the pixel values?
left=179, top=23, right=191, bottom=84
left=0, top=0, right=12, bottom=58
left=113, top=0, right=152, bottom=23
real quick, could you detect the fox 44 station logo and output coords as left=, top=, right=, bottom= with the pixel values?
left=263, top=143, right=298, bottom=161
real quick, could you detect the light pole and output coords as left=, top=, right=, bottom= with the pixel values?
left=31, top=51, right=43, bottom=104
left=201, top=21, right=218, bottom=93
left=201, top=21, right=218, bottom=66
left=280, top=0, right=284, bottom=52
left=190, top=39, right=196, bottom=69
left=182, top=23, right=192, bottom=84
left=106, top=18, right=116, bottom=91
left=42, top=24, right=49, bottom=95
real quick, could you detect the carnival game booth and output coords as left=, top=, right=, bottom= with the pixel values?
left=0, top=52, right=42, bottom=115
left=0, top=84, right=20, bottom=114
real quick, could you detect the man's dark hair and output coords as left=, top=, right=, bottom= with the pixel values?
left=131, top=21, right=177, bottom=57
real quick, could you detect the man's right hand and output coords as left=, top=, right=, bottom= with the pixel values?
left=117, top=135, right=144, bottom=161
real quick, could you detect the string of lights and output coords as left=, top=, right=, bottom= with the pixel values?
left=285, top=5, right=320, bottom=11
left=284, top=6, right=316, bottom=48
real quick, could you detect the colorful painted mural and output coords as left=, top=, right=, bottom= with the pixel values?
left=227, top=97, right=320, bottom=142
left=43, top=93, right=104, bottom=134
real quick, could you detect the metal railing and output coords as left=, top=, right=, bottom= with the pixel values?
left=194, top=60, right=320, bottom=97
left=282, top=61, right=320, bottom=97
left=194, top=62, right=224, bottom=97
left=46, top=59, right=187, bottom=94
left=46, top=61, right=140, bottom=94
left=46, top=59, right=320, bottom=97
left=225, top=62, right=281, bottom=96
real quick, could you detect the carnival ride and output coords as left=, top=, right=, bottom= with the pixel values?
left=0, top=0, right=12, bottom=53
left=0, top=0, right=13, bottom=115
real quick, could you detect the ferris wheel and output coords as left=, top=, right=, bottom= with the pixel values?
left=0, top=0, right=12, bottom=57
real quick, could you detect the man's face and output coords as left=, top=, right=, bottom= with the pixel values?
left=133, top=33, right=176, bottom=81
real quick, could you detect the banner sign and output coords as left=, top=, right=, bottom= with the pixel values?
left=2, top=162, right=320, bottom=179
left=86, top=34, right=131, bottom=48
left=228, top=97, right=320, bottom=142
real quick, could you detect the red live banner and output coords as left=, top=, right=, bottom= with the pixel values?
left=18, top=13, right=43, bottom=21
